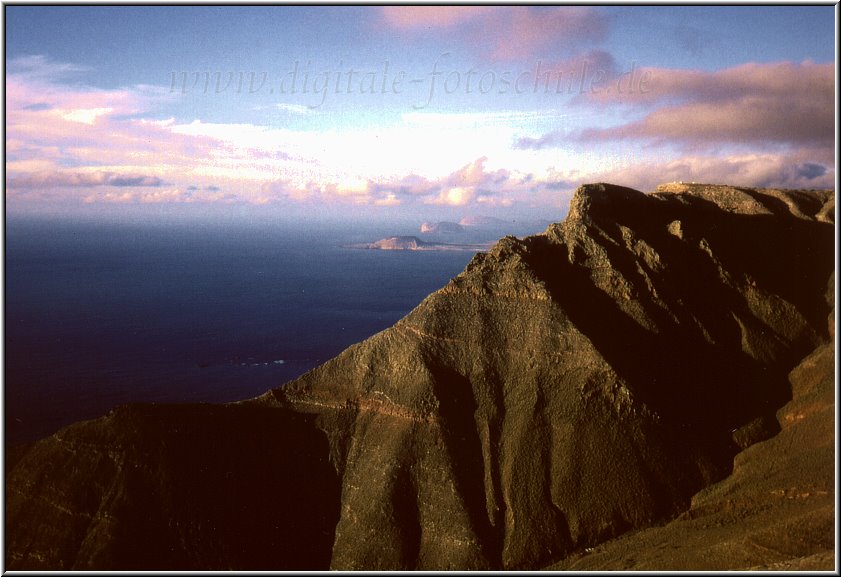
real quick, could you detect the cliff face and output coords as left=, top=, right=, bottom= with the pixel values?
left=5, top=183, right=835, bottom=570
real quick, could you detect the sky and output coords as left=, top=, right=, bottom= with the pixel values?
left=3, top=5, right=837, bottom=221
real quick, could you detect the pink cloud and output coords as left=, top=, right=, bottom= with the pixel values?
left=380, top=6, right=488, bottom=29
left=366, top=157, right=541, bottom=208
left=5, top=66, right=229, bottom=204
left=447, top=156, right=498, bottom=187
left=371, top=173, right=440, bottom=199
left=6, top=57, right=571, bottom=210
left=582, top=98, right=832, bottom=146
left=380, top=6, right=609, bottom=62
left=447, top=60, right=831, bottom=160
left=256, top=157, right=549, bottom=209
left=511, top=59, right=835, bottom=201
left=5, top=74, right=201, bottom=170
left=6, top=75, right=148, bottom=121
left=483, top=6, right=608, bottom=61
left=576, top=61, right=833, bottom=147
left=586, top=149, right=835, bottom=193
left=586, top=60, right=834, bottom=107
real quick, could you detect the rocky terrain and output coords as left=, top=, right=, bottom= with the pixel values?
left=5, top=183, right=835, bottom=570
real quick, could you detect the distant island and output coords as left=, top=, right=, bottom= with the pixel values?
left=419, top=216, right=554, bottom=237
left=458, top=215, right=509, bottom=227
left=344, top=235, right=490, bottom=251
left=418, top=216, right=512, bottom=234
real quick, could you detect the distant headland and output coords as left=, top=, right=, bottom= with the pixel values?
left=343, top=235, right=491, bottom=251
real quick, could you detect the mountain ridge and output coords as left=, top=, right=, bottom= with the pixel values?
left=5, top=182, right=835, bottom=570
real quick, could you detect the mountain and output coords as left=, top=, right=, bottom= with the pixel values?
left=5, top=183, right=835, bottom=570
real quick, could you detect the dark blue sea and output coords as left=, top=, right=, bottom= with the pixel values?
left=4, top=215, right=507, bottom=445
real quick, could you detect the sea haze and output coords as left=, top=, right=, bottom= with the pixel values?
left=4, top=215, right=498, bottom=445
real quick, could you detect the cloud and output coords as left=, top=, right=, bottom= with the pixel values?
left=401, top=109, right=570, bottom=128
left=380, top=6, right=488, bottom=29
left=427, top=187, right=476, bottom=207
left=374, top=193, right=401, bottom=207
left=380, top=6, right=609, bottom=62
left=6, top=57, right=565, bottom=210
left=516, top=129, right=567, bottom=151
left=519, top=61, right=835, bottom=150
left=424, top=157, right=506, bottom=206
left=274, top=103, right=312, bottom=114
left=544, top=179, right=577, bottom=191
left=483, top=6, right=609, bottom=61
left=253, top=103, right=313, bottom=115
left=5, top=66, right=183, bottom=179
left=582, top=60, right=832, bottom=107
left=78, top=185, right=241, bottom=205
left=109, top=175, right=165, bottom=187
left=257, top=156, right=554, bottom=209
left=8, top=56, right=830, bottom=214
left=7, top=55, right=91, bottom=79
left=508, top=60, right=835, bottom=196
left=60, top=107, right=114, bottom=125
left=588, top=62, right=835, bottom=144
left=586, top=149, right=835, bottom=192
left=368, top=173, right=441, bottom=200
left=5, top=68, right=229, bottom=203
left=366, top=157, right=548, bottom=208
left=6, top=58, right=163, bottom=121
left=21, top=102, right=52, bottom=111
left=9, top=171, right=164, bottom=189
left=450, top=156, right=498, bottom=187
left=581, top=96, right=832, bottom=148
left=166, top=110, right=541, bottom=190
left=794, top=162, right=828, bottom=180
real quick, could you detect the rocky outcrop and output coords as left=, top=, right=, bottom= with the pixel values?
left=5, top=183, right=834, bottom=570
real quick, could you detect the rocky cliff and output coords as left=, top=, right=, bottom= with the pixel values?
left=5, top=183, right=835, bottom=570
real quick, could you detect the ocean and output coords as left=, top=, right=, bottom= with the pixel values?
left=4, top=215, right=496, bottom=445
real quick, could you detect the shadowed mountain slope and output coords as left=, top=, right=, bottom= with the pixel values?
left=551, top=314, right=835, bottom=570
left=5, top=183, right=834, bottom=570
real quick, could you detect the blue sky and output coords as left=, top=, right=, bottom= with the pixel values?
left=4, top=5, right=836, bottom=219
